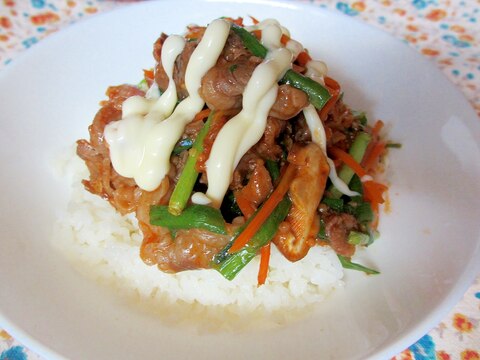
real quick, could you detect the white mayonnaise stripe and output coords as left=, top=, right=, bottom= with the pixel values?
left=151, top=35, right=186, bottom=115
left=121, top=35, right=185, bottom=118
left=105, top=19, right=230, bottom=192
left=204, top=27, right=293, bottom=206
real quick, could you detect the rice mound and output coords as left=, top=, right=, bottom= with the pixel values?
left=53, top=146, right=344, bottom=315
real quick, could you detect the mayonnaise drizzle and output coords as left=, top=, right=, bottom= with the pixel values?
left=104, top=19, right=230, bottom=191
left=204, top=24, right=293, bottom=206
left=105, top=17, right=357, bottom=201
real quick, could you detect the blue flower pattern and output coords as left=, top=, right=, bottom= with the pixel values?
left=0, top=346, right=28, bottom=360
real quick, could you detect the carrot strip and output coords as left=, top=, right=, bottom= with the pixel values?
left=280, top=34, right=290, bottom=45
left=320, top=77, right=341, bottom=120
left=296, top=51, right=312, bottom=67
left=185, top=27, right=205, bottom=40
left=371, top=119, right=384, bottom=140
left=143, top=69, right=154, bottom=81
left=228, top=163, right=296, bottom=253
left=363, top=181, right=388, bottom=214
left=252, top=29, right=262, bottom=40
left=362, top=141, right=386, bottom=172
left=224, top=17, right=244, bottom=26
left=249, top=15, right=260, bottom=24
left=196, top=110, right=226, bottom=172
left=328, top=147, right=367, bottom=178
left=234, top=191, right=256, bottom=219
left=329, top=146, right=388, bottom=210
left=193, top=108, right=211, bottom=122
left=257, top=243, right=271, bottom=286
left=361, top=120, right=385, bottom=169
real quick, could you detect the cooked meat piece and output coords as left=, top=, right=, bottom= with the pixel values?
left=230, top=151, right=260, bottom=190
left=136, top=181, right=229, bottom=272
left=77, top=85, right=145, bottom=214
left=223, top=29, right=252, bottom=61
left=253, top=116, right=286, bottom=161
left=200, top=54, right=259, bottom=110
left=78, top=84, right=231, bottom=273
left=235, top=158, right=273, bottom=208
left=155, top=38, right=198, bottom=100
left=292, top=114, right=311, bottom=143
left=268, top=84, right=308, bottom=120
left=324, top=99, right=361, bottom=150
left=324, top=213, right=357, bottom=257
left=153, top=32, right=168, bottom=62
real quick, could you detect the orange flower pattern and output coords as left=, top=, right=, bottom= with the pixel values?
left=0, top=1, right=479, bottom=359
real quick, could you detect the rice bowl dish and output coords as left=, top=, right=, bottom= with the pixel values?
left=1, top=1, right=479, bottom=359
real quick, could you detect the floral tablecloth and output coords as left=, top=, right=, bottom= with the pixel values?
left=0, top=0, right=478, bottom=359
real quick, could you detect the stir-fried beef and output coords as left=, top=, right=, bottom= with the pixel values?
left=77, top=85, right=144, bottom=214
left=253, top=116, right=286, bottom=161
left=324, top=213, right=357, bottom=257
left=78, top=26, right=369, bottom=275
left=77, top=85, right=230, bottom=272
left=269, top=84, right=309, bottom=120
left=154, top=34, right=199, bottom=100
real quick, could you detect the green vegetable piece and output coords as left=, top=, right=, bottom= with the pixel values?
left=150, top=204, right=227, bottom=235
left=386, top=142, right=402, bottom=149
left=265, top=159, right=280, bottom=182
left=348, top=174, right=363, bottom=201
left=172, top=138, right=194, bottom=155
left=321, top=197, right=344, bottom=212
left=231, top=25, right=331, bottom=110
left=367, top=229, right=380, bottom=246
left=280, top=70, right=332, bottom=110
left=352, top=110, right=368, bottom=126
left=168, top=111, right=215, bottom=215
left=337, top=255, right=380, bottom=275
left=231, top=25, right=268, bottom=58
left=317, top=218, right=328, bottom=240
left=354, top=201, right=374, bottom=224
left=347, top=231, right=370, bottom=246
left=329, top=132, right=371, bottom=199
left=214, top=197, right=292, bottom=280
left=229, top=64, right=238, bottom=73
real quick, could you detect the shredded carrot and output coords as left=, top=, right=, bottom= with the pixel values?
left=193, top=108, right=211, bottom=122
left=363, top=181, right=388, bottom=211
left=257, top=243, right=271, bottom=286
left=371, top=119, right=384, bottom=140
left=362, top=141, right=386, bottom=172
left=328, top=147, right=367, bottom=178
left=185, top=27, right=205, bottom=40
left=362, top=119, right=385, bottom=170
left=234, top=191, right=256, bottom=219
left=329, top=147, right=387, bottom=210
left=224, top=17, right=244, bottom=26
left=143, top=69, right=154, bottom=81
left=228, top=163, right=297, bottom=253
left=280, top=34, right=290, bottom=45
left=249, top=15, right=260, bottom=25
left=320, top=77, right=341, bottom=121
left=252, top=29, right=262, bottom=39
left=196, top=110, right=226, bottom=172
left=296, top=51, right=312, bottom=67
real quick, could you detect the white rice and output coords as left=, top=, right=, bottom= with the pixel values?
left=52, top=146, right=344, bottom=323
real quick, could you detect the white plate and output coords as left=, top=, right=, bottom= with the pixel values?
left=1, top=1, right=479, bottom=359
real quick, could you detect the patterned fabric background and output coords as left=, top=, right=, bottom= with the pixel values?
left=0, top=1, right=478, bottom=359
